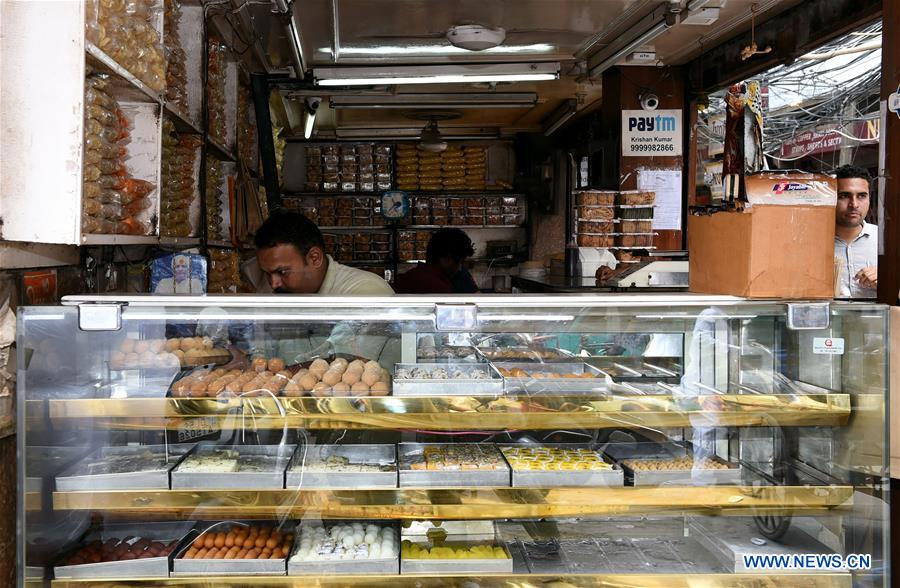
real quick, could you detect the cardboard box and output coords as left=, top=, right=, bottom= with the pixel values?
left=688, top=205, right=835, bottom=298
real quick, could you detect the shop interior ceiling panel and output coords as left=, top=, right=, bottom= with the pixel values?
left=232, top=0, right=804, bottom=137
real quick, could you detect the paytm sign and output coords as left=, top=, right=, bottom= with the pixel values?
left=621, top=109, right=683, bottom=156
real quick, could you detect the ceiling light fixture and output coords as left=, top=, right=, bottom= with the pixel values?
left=322, top=43, right=555, bottom=56
left=314, top=63, right=559, bottom=86
left=586, top=4, right=676, bottom=77
left=446, top=24, right=506, bottom=51
left=329, top=93, right=538, bottom=109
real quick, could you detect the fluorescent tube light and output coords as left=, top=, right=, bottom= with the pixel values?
left=319, top=43, right=556, bottom=56
left=303, top=109, right=316, bottom=139
left=314, top=63, right=559, bottom=86
left=329, top=93, right=538, bottom=109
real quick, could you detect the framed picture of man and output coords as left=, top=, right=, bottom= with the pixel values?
left=151, top=253, right=207, bottom=294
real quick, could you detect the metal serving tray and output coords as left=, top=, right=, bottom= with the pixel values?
left=171, top=444, right=294, bottom=490
left=495, top=362, right=611, bottom=394
left=54, top=522, right=195, bottom=579
left=476, top=346, right=573, bottom=362
left=618, top=458, right=741, bottom=486
left=393, top=363, right=503, bottom=396
left=285, top=444, right=397, bottom=488
left=287, top=522, right=399, bottom=576
left=500, top=446, right=624, bottom=488
left=589, top=359, right=680, bottom=383
left=400, top=542, right=513, bottom=574
left=399, top=444, right=510, bottom=488
left=172, top=522, right=291, bottom=576
left=56, top=444, right=193, bottom=491
left=416, top=345, right=480, bottom=362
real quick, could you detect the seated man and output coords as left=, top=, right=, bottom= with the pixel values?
left=395, top=228, right=479, bottom=294
left=833, top=165, right=877, bottom=298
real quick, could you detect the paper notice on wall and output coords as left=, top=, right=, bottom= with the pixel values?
left=637, top=169, right=683, bottom=230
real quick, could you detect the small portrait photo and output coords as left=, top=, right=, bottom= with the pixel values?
left=151, top=253, right=207, bottom=294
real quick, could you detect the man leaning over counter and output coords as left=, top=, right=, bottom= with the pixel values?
left=236, top=211, right=397, bottom=364
left=833, top=165, right=877, bottom=299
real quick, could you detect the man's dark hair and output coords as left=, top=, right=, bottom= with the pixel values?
left=426, top=228, right=475, bottom=264
left=254, top=210, right=325, bottom=254
left=834, top=164, right=871, bottom=183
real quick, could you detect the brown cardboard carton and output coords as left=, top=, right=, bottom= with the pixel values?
left=688, top=205, right=835, bottom=298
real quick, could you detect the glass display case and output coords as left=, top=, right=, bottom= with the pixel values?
left=18, top=294, right=889, bottom=587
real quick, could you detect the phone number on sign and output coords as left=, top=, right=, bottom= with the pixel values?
left=630, top=143, right=675, bottom=153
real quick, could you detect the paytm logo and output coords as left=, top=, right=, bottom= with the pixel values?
left=773, top=182, right=811, bottom=194
left=628, top=115, right=677, bottom=132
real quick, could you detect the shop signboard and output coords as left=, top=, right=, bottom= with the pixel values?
left=622, top=110, right=683, bottom=156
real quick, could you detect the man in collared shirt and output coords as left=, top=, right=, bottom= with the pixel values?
left=241, top=211, right=395, bottom=363
left=833, top=165, right=877, bottom=299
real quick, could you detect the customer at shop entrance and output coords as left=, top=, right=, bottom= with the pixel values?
left=395, top=228, right=479, bottom=294
left=253, top=210, right=394, bottom=295
left=833, top=165, right=877, bottom=299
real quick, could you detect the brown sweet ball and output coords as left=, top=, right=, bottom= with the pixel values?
left=120, top=338, right=136, bottom=353
left=322, top=370, right=342, bottom=386
left=179, top=337, right=197, bottom=352
left=350, top=382, right=370, bottom=396
left=310, top=358, right=330, bottom=373
left=298, top=374, right=319, bottom=391
left=361, top=370, right=381, bottom=387
left=134, top=340, right=151, bottom=354
left=370, top=381, right=389, bottom=396
left=149, top=339, right=165, bottom=353
left=341, top=370, right=361, bottom=385
left=251, top=357, right=268, bottom=372
left=202, top=337, right=215, bottom=350
left=331, top=382, right=350, bottom=396
left=155, top=353, right=180, bottom=369
left=292, top=368, right=309, bottom=382
left=283, top=382, right=302, bottom=397
left=330, top=358, right=348, bottom=371
left=348, top=359, right=365, bottom=372
left=172, top=349, right=186, bottom=362
left=165, top=338, right=180, bottom=352
left=110, top=351, right=126, bottom=369
left=267, top=358, right=285, bottom=373
left=379, top=370, right=391, bottom=384
left=311, top=383, right=331, bottom=397
left=364, top=360, right=381, bottom=372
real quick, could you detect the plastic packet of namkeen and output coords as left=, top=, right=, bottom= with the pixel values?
left=122, top=178, right=155, bottom=198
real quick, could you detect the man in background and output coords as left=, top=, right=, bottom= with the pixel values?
left=833, top=165, right=877, bottom=298
left=395, top=228, right=479, bottom=294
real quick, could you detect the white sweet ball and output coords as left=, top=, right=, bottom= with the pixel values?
left=382, top=544, right=396, bottom=558
left=364, top=532, right=377, bottom=545
left=366, top=524, right=379, bottom=534
left=342, top=535, right=355, bottom=548
left=353, top=531, right=364, bottom=543
left=370, top=544, right=382, bottom=558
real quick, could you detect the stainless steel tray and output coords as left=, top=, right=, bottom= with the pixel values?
left=589, top=359, right=680, bottom=383
left=289, top=558, right=398, bottom=575
left=172, top=558, right=286, bottom=576
left=398, top=444, right=510, bottom=488
left=393, top=363, right=503, bottom=396
left=54, top=522, right=195, bottom=579
left=56, top=444, right=193, bottom=491
left=495, top=362, right=611, bottom=394
left=401, top=543, right=513, bottom=574
left=510, top=468, right=623, bottom=488
left=476, top=346, right=574, bottom=362
left=171, top=444, right=294, bottom=490
left=285, top=444, right=397, bottom=489
left=619, top=459, right=742, bottom=486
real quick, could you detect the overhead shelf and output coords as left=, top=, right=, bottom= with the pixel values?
left=158, top=236, right=202, bottom=248
left=40, top=393, right=852, bottom=431
left=206, top=239, right=235, bottom=248
left=84, top=42, right=162, bottom=103
left=49, top=572, right=852, bottom=588
left=80, top=234, right=159, bottom=246
left=163, top=102, right=202, bottom=135
left=52, top=485, right=853, bottom=519
left=206, top=136, right=237, bottom=162
left=405, top=225, right=525, bottom=230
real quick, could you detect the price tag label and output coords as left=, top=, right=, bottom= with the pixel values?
left=813, top=337, right=844, bottom=355
left=174, top=416, right=219, bottom=442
